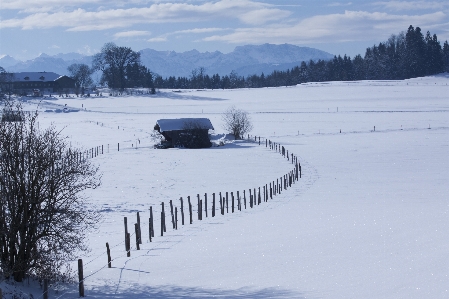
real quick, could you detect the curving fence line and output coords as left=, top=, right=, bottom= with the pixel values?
left=34, top=134, right=302, bottom=299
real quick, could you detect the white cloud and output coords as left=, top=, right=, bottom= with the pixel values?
left=173, top=28, right=229, bottom=34
left=374, top=1, right=448, bottom=11
left=0, top=0, right=292, bottom=31
left=147, top=37, right=167, bottom=42
left=48, top=44, right=60, bottom=49
left=114, top=30, right=151, bottom=38
left=203, top=10, right=447, bottom=44
left=238, top=8, right=292, bottom=25
left=328, top=2, right=353, bottom=7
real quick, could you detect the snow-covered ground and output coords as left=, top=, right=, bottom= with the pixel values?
left=2, top=73, right=449, bottom=298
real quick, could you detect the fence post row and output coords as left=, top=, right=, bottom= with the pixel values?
left=109, top=135, right=302, bottom=264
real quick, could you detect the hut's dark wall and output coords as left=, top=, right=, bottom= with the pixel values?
left=162, top=129, right=211, bottom=148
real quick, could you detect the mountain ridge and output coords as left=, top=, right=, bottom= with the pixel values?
left=1, top=44, right=334, bottom=78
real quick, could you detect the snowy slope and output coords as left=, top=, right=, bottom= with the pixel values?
left=2, top=73, right=449, bottom=299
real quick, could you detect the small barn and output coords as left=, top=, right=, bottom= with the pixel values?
left=154, top=118, right=214, bottom=148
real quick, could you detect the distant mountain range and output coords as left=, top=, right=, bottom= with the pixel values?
left=1, top=44, right=334, bottom=78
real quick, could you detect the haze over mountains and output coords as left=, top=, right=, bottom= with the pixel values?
left=1, top=44, right=334, bottom=78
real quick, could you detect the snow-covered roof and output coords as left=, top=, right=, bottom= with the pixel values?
left=157, top=118, right=214, bottom=132
left=12, top=72, right=61, bottom=82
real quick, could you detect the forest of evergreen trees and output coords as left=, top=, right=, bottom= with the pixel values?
left=153, top=25, right=449, bottom=89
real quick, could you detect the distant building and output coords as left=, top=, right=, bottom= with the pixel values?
left=154, top=118, right=214, bottom=148
left=1, top=72, right=76, bottom=95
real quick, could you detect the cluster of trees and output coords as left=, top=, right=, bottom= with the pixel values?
left=67, top=42, right=154, bottom=92
left=152, top=26, right=449, bottom=89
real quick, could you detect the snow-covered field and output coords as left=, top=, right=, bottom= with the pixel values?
left=2, top=74, right=449, bottom=298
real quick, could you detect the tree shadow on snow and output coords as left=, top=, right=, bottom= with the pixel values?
left=158, top=91, right=228, bottom=102
left=65, top=284, right=305, bottom=299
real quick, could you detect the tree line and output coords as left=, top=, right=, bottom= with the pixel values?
left=62, top=25, right=449, bottom=92
left=152, top=25, right=449, bottom=89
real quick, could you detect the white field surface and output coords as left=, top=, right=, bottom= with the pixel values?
left=2, top=74, right=449, bottom=299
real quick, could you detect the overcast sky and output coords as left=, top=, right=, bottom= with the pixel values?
left=1, top=0, right=448, bottom=61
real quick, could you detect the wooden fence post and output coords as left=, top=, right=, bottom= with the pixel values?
left=43, top=279, right=48, bottom=299
left=137, top=212, right=142, bottom=244
left=135, top=224, right=140, bottom=250
left=188, top=196, right=193, bottom=224
left=149, top=217, right=152, bottom=242
left=219, top=192, right=223, bottom=215
left=270, top=183, right=273, bottom=199
left=205, top=193, right=208, bottom=218
left=237, top=191, right=241, bottom=211
left=175, top=207, right=178, bottom=230
left=78, top=259, right=84, bottom=297
left=197, top=194, right=200, bottom=220
left=124, top=217, right=128, bottom=251
left=226, top=192, right=229, bottom=213
left=160, top=210, right=164, bottom=237
left=150, top=206, right=154, bottom=237
left=231, top=192, right=234, bottom=213
left=126, top=233, right=130, bottom=257
left=263, top=186, right=266, bottom=202
left=161, top=202, right=166, bottom=232
left=118, top=143, right=120, bottom=151
left=249, top=189, right=253, bottom=208
left=106, top=242, right=111, bottom=268
left=243, top=190, right=247, bottom=209
left=180, top=197, right=184, bottom=225
left=212, top=193, right=215, bottom=217
left=170, top=200, right=175, bottom=229
left=102, top=144, right=104, bottom=154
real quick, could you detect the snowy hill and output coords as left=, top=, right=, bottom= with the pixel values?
left=1, top=44, right=333, bottom=78
left=2, top=75, right=449, bottom=298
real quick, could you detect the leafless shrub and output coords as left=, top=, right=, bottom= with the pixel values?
left=222, top=106, right=253, bottom=139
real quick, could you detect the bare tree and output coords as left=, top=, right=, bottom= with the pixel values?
left=67, top=63, right=93, bottom=93
left=222, top=106, right=253, bottom=139
left=0, top=101, right=101, bottom=282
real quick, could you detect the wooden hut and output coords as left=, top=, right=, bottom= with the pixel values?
left=154, top=118, right=214, bottom=148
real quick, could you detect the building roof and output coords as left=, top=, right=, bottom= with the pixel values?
left=156, top=118, right=214, bottom=132
left=12, top=72, right=62, bottom=82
